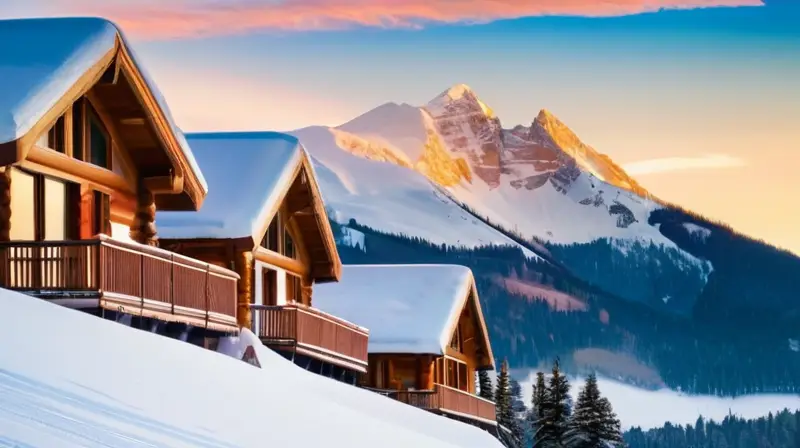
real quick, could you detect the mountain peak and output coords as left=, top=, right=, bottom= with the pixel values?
left=427, top=84, right=495, bottom=118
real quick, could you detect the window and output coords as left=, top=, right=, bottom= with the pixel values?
left=261, top=217, right=279, bottom=252
left=9, top=169, right=73, bottom=241
left=284, top=229, right=296, bottom=259
left=263, top=269, right=278, bottom=306
left=43, top=178, right=67, bottom=240
left=286, top=273, right=302, bottom=303
left=449, top=323, right=463, bottom=352
left=9, top=170, right=36, bottom=240
left=39, top=98, right=113, bottom=169
left=92, top=191, right=111, bottom=235
left=46, top=115, right=66, bottom=153
left=88, top=112, right=110, bottom=168
left=86, top=105, right=111, bottom=169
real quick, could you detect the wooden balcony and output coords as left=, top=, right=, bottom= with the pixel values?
left=250, top=303, right=369, bottom=373
left=0, top=235, right=240, bottom=332
left=386, top=384, right=497, bottom=426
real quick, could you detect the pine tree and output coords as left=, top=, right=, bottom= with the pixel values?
left=537, top=358, right=572, bottom=447
left=509, top=377, right=526, bottom=445
left=495, top=359, right=519, bottom=446
left=478, top=369, right=494, bottom=401
left=565, top=373, right=623, bottom=447
left=528, top=371, right=548, bottom=447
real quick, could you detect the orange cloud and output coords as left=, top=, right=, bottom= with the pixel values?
left=49, top=0, right=764, bottom=39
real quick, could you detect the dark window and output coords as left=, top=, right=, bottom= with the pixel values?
left=92, top=191, right=111, bottom=235
left=284, top=230, right=296, bottom=259
left=263, top=269, right=278, bottom=306
left=261, top=217, right=279, bottom=252
left=47, top=115, right=66, bottom=153
left=88, top=109, right=110, bottom=169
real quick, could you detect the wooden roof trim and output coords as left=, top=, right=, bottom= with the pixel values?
left=443, top=272, right=495, bottom=370
left=114, top=36, right=205, bottom=209
left=0, top=43, right=119, bottom=167
left=468, top=278, right=496, bottom=370
left=248, top=151, right=342, bottom=283
left=300, top=155, right=342, bottom=282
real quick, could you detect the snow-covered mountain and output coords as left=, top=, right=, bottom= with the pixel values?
left=291, top=84, right=711, bottom=311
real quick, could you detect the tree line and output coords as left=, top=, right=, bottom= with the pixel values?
left=624, top=409, right=800, bottom=447
left=483, top=358, right=624, bottom=447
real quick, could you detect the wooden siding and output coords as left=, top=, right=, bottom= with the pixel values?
left=0, top=235, right=239, bottom=331
left=250, top=303, right=369, bottom=373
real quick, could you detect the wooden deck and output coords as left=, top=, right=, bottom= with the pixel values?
left=0, top=235, right=240, bottom=332
left=382, top=384, right=497, bottom=426
left=250, top=303, right=369, bottom=373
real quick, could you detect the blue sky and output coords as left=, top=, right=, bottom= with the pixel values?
left=2, top=0, right=798, bottom=252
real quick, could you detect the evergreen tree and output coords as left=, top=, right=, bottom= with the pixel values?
left=495, top=359, right=513, bottom=428
left=528, top=371, right=548, bottom=447
left=509, top=378, right=527, bottom=445
left=495, top=359, right=522, bottom=447
left=478, top=369, right=494, bottom=401
left=565, top=373, right=623, bottom=447
left=538, top=358, right=572, bottom=447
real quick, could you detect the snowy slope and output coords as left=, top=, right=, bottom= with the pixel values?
left=0, top=288, right=502, bottom=447
left=291, top=125, right=540, bottom=258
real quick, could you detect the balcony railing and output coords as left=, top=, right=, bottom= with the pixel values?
left=0, top=235, right=239, bottom=331
left=385, top=383, right=497, bottom=424
left=250, top=303, right=369, bottom=372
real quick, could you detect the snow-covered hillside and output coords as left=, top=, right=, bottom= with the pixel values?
left=0, top=288, right=502, bottom=447
left=291, top=84, right=711, bottom=308
left=292, top=126, right=540, bottom=259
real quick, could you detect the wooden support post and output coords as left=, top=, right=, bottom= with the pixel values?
left=301, top=278, right=313, bottom=306
left=235, top=250, right=253, bottom=330
left=130, top=185, right=157, bottom=246
left=0, top=167, right=11, bottom=242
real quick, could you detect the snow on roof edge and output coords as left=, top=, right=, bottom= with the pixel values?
left=156, top=131, right=304, bottom=241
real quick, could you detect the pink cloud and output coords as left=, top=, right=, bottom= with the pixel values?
left=47, top=0, right=764, bottom=39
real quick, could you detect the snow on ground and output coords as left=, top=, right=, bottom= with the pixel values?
left=518, top=371, right=800, bottom=430
left=0, top=288, right=502, bottom=447
left=292, top=126, right=539, bottom=259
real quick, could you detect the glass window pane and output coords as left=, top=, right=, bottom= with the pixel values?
left=89, top=118, right=109, bottom=168
left=9, top=169, right=35, bottom=240
left=43, top=178, right=66, bottom=240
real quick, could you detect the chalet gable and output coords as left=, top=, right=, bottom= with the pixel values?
left=0, top=17, right=207, bottom=211
left=156, top=132, right=342, bottom=283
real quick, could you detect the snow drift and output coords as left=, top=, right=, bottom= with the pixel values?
left=0, top=288, right=502, bottom=447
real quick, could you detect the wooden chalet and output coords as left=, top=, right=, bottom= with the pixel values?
left=156, top=132, right=369, bottom=382
left=313, top=264, right=497, bottom=430
left=0, top=17, right=240, bottom=341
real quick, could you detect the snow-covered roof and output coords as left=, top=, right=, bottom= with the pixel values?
left=156, top=131, right=340, bottom=271
left=157, top=132, right=302, bottom=240
left=0, top=17, right=207, bottom=194
left=313, top=264, right=494, bottom=366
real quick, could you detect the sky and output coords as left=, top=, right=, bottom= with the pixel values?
left=2, top=0, right=798, bottom=253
